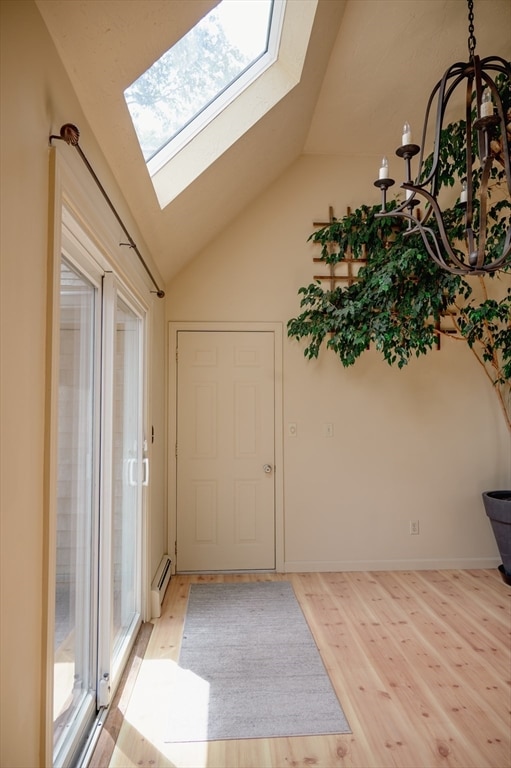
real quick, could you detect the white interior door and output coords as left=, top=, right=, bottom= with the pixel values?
left=176, top=331, right=275, bottom=571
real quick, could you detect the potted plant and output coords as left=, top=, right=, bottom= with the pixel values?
left=288, top=107, right=510, bottom=580
left=482, top=491, right=511, bottom=584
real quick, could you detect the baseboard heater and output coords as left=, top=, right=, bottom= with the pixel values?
left=150, top=554, right=172, bottom=618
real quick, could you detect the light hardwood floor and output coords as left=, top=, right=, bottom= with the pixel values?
left=95, top=570, right=510, bottom=768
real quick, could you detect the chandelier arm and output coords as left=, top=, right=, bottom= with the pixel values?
left=414, top=222, right=468, bottom=274
left=494, top=103, right=511, bottom=199
left=469, top=237, right=511, bottom=272
left=472, top=55, right=487, bottom=162
left=418, top=65, right=468, bottom=190
left=480, top=55, right=511, bottom=74
left=415, top=224, right=450, bottom=269
left=375, top=207, right=450, bottom=269
left=416, top=81, right=443, bottom=189
left=505, top=228, right=511, bottom=261
left=401, top=184, right=469, bottom=271
left=481, top=67, right=511, bottom=196
left=473, top=152, right=494, bottom=269
left=415, top=198, right=434, bottom=229
left=378, top=187, right=436, bottom=231
left=489, top=228, right=511, bottom=272
left=465, top=72, right=475, bottom=236
left=430, top=201, right=511, bottom=273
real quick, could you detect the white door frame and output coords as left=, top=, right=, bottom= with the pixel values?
left=168, top=322, right=284, bottom=572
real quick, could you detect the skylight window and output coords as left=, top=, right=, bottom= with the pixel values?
left=122, top=0, right=316, bottom=208
left=124, top=0, right=276, bottom=164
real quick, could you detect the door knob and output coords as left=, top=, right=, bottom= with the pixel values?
left=263, top=464, right=273, bottom=474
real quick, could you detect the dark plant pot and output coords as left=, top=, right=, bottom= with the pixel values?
left=482, top=490, right=511, bottom=585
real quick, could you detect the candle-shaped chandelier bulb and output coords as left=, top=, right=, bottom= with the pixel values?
left=480, top=87, right=493, bottom=117
left=379, top=156, right=389, bottom=179
left=402, top=122, right=412, bottom=146
left=372, top=0, right=510, bottom=275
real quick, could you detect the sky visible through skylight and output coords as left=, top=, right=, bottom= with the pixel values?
left=125, top=0, right=274, bottom=162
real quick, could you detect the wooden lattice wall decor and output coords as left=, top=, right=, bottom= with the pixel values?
left=312, top=206, right=367, bottom=291
left=435, top=311, right=459, bottom=350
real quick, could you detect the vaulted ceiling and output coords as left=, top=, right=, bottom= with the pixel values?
left=36, top=0, right=510, bottom=284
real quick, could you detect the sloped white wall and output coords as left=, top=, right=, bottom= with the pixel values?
left=167, top=152, right=510, bottom=571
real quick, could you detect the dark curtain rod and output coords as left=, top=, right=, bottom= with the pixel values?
left=49, top=123, right=165, bottom=298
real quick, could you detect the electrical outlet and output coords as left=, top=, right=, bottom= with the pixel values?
left=409, top=520, right=420, bottom=535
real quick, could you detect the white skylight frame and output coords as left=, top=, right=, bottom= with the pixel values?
left=134, top=0, right=318, bottom=208
left=147, top=0, right=285, bottom=179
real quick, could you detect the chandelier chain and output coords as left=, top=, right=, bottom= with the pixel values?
left=467, top=0, right=476, bottom=57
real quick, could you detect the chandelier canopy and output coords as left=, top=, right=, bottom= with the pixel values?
left=374, top=0, right=510, bottom=275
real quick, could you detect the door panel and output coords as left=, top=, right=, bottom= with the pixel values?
left=53, top=259, right=98, bottom=760
left=176, top=331, right=275, bottom=571
left=111, top=295, right=143, bottom=661
left=99, top=277, right=144, bottom=687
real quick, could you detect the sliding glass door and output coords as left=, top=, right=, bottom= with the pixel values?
left=53, top=259, right=99, bottom=763
left=100, top=277, right=145, bottom=685
left=52, top=225, right=146, bottom=767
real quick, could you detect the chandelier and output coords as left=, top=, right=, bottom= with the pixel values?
left=374, top=0, right=510, bottom=275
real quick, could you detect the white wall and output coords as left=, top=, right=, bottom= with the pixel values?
left=0, top=3, right=166, bottom=764
left=167, top=152, right=511, bottom=571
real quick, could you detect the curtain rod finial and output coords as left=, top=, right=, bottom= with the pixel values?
left=60, top=123, right=80, bottom=145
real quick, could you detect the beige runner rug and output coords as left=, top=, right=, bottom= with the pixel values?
left=165, top=581, right=351, bottom=742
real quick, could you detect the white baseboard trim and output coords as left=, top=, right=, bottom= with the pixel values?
left=283, top=557, right=501, bottom=573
